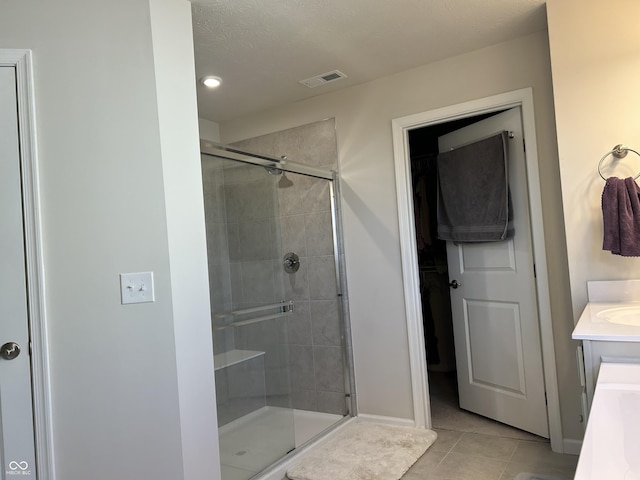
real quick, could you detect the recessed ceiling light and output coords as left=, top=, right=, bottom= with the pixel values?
left=200, top=76, right=222, bottom=88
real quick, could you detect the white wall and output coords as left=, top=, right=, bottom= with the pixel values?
left=547, top=1, right=640, bottom=316
left=546, top=0, right=640, bottom=444
left=150, top=1, right=220, bottom=478
left=0, top=1, right=218, bottom=479
left=220, top=31, right=580, bottom=441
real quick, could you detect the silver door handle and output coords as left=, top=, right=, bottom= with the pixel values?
left=0, top=342, right=21, bottom=360
left=448, top=280, right=461, bottom=289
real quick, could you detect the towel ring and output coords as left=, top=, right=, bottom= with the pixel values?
left=598, top=144, right=640, bottom=181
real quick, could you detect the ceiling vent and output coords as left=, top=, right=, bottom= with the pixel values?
left=299, top=70, right=347, bottom=88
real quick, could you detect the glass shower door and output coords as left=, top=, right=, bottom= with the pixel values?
left=202, top=155, right=295, bottom=480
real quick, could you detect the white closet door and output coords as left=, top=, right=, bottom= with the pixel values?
left=438, top=107, right=548, bottom=438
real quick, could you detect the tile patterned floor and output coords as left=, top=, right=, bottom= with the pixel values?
left=401, top=428, right=578, bottom=480
left=401, top=369, right=579, bottom=479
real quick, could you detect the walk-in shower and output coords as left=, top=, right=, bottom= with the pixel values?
left=200, top=123, right=354, bottom=480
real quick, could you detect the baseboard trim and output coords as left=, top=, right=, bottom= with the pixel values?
left=355, top=414, right=416, bottom=427
left=562, top=438, right=582, bottom=456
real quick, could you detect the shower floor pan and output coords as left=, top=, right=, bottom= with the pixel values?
left=219, top=407, right=342, bottom=480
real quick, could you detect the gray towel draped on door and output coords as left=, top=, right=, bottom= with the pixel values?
left=436, top=131, right=514, bottom=242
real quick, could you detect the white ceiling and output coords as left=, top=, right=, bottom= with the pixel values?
left=191, top=0, right=547, bottom=123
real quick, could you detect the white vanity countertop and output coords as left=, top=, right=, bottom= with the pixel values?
left=574, top=363, right=640, bottom=480
left=572, top=301, right=640, bottom=341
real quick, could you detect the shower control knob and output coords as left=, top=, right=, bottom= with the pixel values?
left=448, top=280, right=461, bottom=289
left=0, top=342, right=21, bottom=360
left=283, top=252, right=300, bottom=274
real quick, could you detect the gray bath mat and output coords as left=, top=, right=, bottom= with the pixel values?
left=286, top=422, right=437, bottom=480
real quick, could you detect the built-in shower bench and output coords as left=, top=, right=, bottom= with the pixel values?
left=214, top=349, right=265, bottom=371
left=213, top=301, right=294, bottom=426
left=214, top=348, right=267, bottom=427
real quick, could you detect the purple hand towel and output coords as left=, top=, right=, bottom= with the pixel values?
left=602, top=176, right=640, bottom=256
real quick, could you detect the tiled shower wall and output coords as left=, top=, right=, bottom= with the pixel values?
left=202, top=157, right=290, bottom=425
left=231, top=119, right=347, bottom=415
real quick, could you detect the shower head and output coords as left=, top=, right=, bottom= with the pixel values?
left=265, top=155, right=293, bottom=187
left=278, top=173, right=294, bottom=188
left=265, top=165, right=283, bottom=175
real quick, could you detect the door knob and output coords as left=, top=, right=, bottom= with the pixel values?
left=0, top=342, right=21, bottom=360
left=448, top=280, right=461, bottom=289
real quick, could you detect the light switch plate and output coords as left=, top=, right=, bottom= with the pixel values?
left=120, top=272, right=155, bottom=305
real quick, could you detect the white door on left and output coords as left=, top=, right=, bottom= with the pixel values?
left=0, top=65, right=37, bottom=478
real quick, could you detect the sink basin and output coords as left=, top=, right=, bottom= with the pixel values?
left=596, top=306, right=640, bottom=326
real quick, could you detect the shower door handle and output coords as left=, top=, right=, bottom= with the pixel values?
left=448, top=280, right=461, bottom=289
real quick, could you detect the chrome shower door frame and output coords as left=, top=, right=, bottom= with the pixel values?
left=201, top=139, right=356, bottom=420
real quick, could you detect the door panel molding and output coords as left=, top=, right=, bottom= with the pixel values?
left=0, top=49, right=54, bottom=480
left=391, top=88, right=563, bottom=452
left=461, top=241, right=516, bottom=272
left=465, top=299, right=526, bottom=396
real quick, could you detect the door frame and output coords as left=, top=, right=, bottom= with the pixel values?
left=391, top=88, right=563, bottom=452
left=1, top=49, right=55, bottom=478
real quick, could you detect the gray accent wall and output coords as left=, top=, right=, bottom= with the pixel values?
left=203, top=118, right=348, bottom=419
left=232, top=119, right=347, bottom=416
left=203, top=156, right=290, bottom=425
